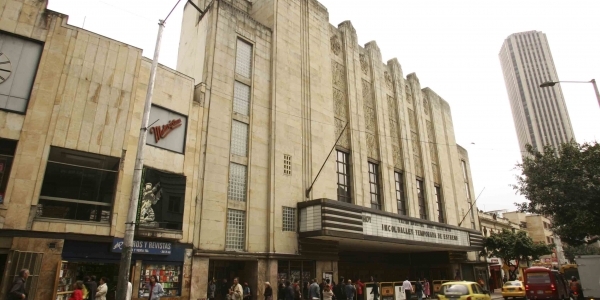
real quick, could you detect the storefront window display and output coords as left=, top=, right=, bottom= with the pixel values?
left=278, top=261, right=315, bottom=288
left=139, top=263, right=182, bottom=297
left=54, top=260, right=120, bottom=300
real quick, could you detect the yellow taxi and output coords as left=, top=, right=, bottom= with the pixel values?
left=501, top=281, right=526, bottom=300
left=437, top=281, right=491, bottom=300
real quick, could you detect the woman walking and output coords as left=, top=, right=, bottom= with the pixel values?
left=69, top=281, right=84, bottom=300
left=423, top=279, right=430, bottom=300
left=322, top=284, right=334, bottom=300
left=265, top=282, right=273, bottom=300
left=145, top=275, right=165, bottom=300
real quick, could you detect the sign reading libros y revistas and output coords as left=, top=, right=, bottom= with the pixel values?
left=111, top=238, right=172, bottom=255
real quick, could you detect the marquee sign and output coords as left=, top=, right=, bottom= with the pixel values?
left=146, top=105, right=187, bottom=153
left=299, top=199, right=483, bottom=250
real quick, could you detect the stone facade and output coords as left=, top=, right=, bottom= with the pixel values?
left=178, top=0, right=483, bottom=297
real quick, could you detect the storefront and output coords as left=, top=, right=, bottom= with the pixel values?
left=298, top=199, right=484, bottom=283
left=54, top=239, right=190, bottom=300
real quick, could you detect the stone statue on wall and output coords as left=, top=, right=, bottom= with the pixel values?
left=139, top=182, right=161, bottom=227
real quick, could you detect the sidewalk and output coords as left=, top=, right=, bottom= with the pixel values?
left=490, top=291, right=503, bottom=300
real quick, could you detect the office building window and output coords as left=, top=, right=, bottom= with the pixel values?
left=416, top=179, right=427, bottom=220
left=336, top=150, right=351, bottom=203
left=394, top=171, right=406, bottom=215
left=228, top=163, right=247, bottom=202
left=37, top=147, right=119, bottom=222
left=226, top=209, right=246, bottom=251
left=435, top=186, right=445, bottom=223
left=0, top=138, right=17, bottom=204
left=368, top=162, right=381, bottom=210
left=282, top=206, right=296, bottom=232
left=235, top=39, right=253, bottom=78
left=283, top=154, right=292, bottom=175
left=230, top=120, right=249, bottom=156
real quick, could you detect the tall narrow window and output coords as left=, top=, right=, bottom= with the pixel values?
left=228, top=163, right=247, bottom=202
left=368, top=162, right=381, bottom=210
left=282, top=206, right=296, bottom=232
left=235, top=39, right=253, bottom=78
left=226, top=209, right=246, bottom=251
left=230, top=120, right=249, bottom=156
left=416, top=179, right=427, bottom=220
left=394, top=171, right=406, bottom=215
left=435, top=186, right=445, bottom=223
left=233, top=82, right=251, bottom=116
left=336, top=150, right=351, bottom=203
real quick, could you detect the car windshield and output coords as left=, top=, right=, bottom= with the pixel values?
left=527, top=273, right=551, bottom=284
left=504, top=281, right=522, bottom=287
left=441, top=285, right=469, bottom=296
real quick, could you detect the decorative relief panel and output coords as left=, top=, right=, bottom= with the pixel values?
left=432, top=163, right=440, bottom=183
left=362, top=80, right=373, bottom=108
left=335, top=117, right=350, bottom=148
left=423, top=96, right=429, bottom=115
left=389, top=118, right=398, bottom=144
left=332, top=62, right=346, bottom=88
left=384, top=72, right=393, bottom=90
left=365, top=107, right=376, bottom=131
left=405, top=84, right=412, bottom=104
left=387, top=95, right=396, bottom=115
left=411, top=131, right=420, bottom=157
left=414, top=155, right=423, bottom=176
left=360, top=54, right=369, bottom=75
left=392, top=144, right=402, bottom=168
left=330, top=36, right=341, bottom=56
left=408, top=110, right=417, bottom=131
left=333, top=88, right=346, bottom=118
left=426, top=121, right=438, bottom=162
left=366, top=133, right=378, bottom=159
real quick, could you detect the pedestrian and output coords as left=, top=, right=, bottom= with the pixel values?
left=278, top=280, right=287, bottom=300
left=84, top=276, right=97, bottom=300
left=304, top=282, right=310, bottom=300
left=293, top=279, right=302, bottom=300
left=370, top=276, right=379, bottom=300
left=402, top=278, right=413, bottom=300
left=209, top=279, right=217, bottom=300
left=423, top=279, right=430, bottom=300
left=415, top=279, right=423, bottom=300
left=222, top=279, right=230, bottom=300
left=69, top=281, right=85, bottom=300
left=95, top=277, right=108, bottom=300
left=8, top=269, right=29, bottom=300
left=244, top=282, right=252, bottom=300
left=345, top=280, right=356, bottom=300
left=335, top=280, right=346, bottom=300
left=322, top=284, right=334, bottom=300
left=502, top=275, right=508, bottom=284
left=145, top=275, right=165, bottom=300
left=570, top=277, right=583, bottom=300
left=126, top=281, right=132, bottom=300
left=265, top=282, right=273, bottom=300
left=230, top=277, right=244, bottom=300
left=310, top=279, right=321, bottom=300
left=355, top=278, right=364, bottom=300
left=285, top=281, right=295, bottom=300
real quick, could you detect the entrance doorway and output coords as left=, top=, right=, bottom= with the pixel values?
left=209, top=260, right=258, bottom=300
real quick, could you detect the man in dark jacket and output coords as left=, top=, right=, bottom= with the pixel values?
left=84, top=276, right=98, bottom=300
left=8, top=269, right=29, bottom=300
left=285, top=281, right=295, bottom=300
left=278, top=280, right=286, bottom=300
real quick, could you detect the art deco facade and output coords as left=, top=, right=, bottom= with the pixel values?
left=0, top=0, right=484, bottom=299
left=499, top=31, right=575, bottom=154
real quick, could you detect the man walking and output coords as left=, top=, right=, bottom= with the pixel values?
left=8, top=269, right=29, bottom=300
left=345, top=280, right=356, bottom=300
left=402, top=278, right=413, bottom=300
left=415, top=279, right=423, bottom=300
left=310, top=279, right=321, bottom=300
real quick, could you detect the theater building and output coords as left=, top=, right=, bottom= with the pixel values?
left=177, top=0, right=485, bottom=298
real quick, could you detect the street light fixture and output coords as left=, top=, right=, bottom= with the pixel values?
left=539, top=79, right=600, bottom=109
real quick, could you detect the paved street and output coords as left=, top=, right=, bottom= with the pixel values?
left=490, top=291, right=504, bottom=300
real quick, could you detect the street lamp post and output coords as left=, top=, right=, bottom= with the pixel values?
left=539, top=79, right=600, bottom=109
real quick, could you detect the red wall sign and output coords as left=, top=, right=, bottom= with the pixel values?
left=149, top=119, right=182, bottom=143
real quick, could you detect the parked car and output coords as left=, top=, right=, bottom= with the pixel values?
left=437, top=281, right=491, bottom=300
left=524, top=267, right=569, bottom=300
left=501, top=281, right=526, bottom=300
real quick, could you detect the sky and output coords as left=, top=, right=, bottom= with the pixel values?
left=47, top=0, right=600, bottom=212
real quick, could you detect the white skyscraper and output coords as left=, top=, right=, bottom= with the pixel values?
left=499, top=31, right=575, bottom=154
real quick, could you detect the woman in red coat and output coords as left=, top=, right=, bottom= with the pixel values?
left=69, top=281, right=85, bottom=300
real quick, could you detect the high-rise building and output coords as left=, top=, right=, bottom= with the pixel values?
left=499, top=31, right=575, bottom=154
